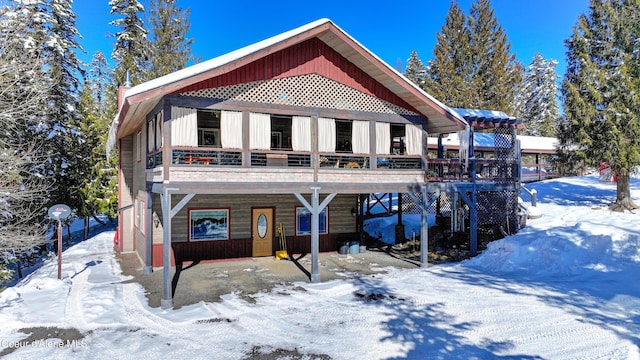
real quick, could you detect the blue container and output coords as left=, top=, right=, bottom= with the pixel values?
left=349, top=241, right=360, bottom=254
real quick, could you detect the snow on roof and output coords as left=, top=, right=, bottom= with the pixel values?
left=120, top=18, right=465, bottom=125
left=427, top=132, right=558, bottom=152
left=124, top=18, right=333, bottom=99
left=452, top=108, right=513, bottom=120
left=517, top=135, right=558, bottom=152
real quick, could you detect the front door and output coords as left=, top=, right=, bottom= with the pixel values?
left=252, top=207, right=274, bottom=257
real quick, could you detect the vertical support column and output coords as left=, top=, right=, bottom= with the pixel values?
left=144, top=183, right=153, bottom=274
left=242, top=111, right=250, bottom=167
left=420, top=186, right=429, bottom=268
left=310, top=187, right=321, bottom=282
left=294, top=190, right=336, bottom=283
left=470, top=159, right=478, bottom=256
left=160, top=188, right=173, bottom=309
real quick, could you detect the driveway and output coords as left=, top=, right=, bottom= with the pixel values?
left=119, top=247, right=423, bottom=309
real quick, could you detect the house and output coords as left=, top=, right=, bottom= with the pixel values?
left=109, top=18, right=522, bottom=309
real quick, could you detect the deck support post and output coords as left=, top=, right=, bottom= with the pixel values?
left=295, top=188, right=336, bottom=282
left=160, top=187, right=174, bottom=309
left=159, top=188, right=193, bottom=310
left=144, top=183, right=153, bottom=275
left=408, top=188, right=437, bottom=268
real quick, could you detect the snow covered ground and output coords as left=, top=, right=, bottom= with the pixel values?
left=1, top=174, right=639, bottom=359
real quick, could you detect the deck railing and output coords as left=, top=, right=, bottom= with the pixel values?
left=426, top=158, right=520, bottom=182
left=171, top=148, right=242, bottom=166
left=146, top=148, right=519, bottom=182
left=148, top=147, right=424, bottom=170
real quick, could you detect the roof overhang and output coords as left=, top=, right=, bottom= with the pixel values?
left=113, top=18, right=467, bottom=144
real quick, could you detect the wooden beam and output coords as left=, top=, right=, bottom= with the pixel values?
left=170, top=193, right=195, bottom=218
left=294, top=189, right=337, bottom=283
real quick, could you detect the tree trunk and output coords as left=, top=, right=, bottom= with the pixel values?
left=610, top=171, right=639, bottom=212
left=83, top=217, right=89, bottom=241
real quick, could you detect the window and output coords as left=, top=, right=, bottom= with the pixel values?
left=197, top=110, right=221, bottom=147
left=296, top=206, right=328, bottom=235
left=335, top=120, right=352, bottom=153
left=135, top=197, right=146, bottom=235
left=390, top=124, right=406, bottom=154
left=271, top=115, right=292, bottom=150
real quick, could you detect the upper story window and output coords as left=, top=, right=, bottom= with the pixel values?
left=197, top=110, right=221, bottom=147
left=336, top=120, right=352, bottom=153
left=391, top=124, right=407, bottom=154
left=271, top=115, right=292, bottom=150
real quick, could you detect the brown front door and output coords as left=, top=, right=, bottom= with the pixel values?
left=252, top=207, right=274, bottom=257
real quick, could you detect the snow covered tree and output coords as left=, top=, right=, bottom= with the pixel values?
left=403, top=50, right=427, bottom=88
left=109, top=0, right=149, bottom=85
left=78, top=51, right=119, bottom=230
left=425, top=1, right=472, bottom=107
left=43, top=0, right=86, bottom=217
left=0, top=3, right=52, bottom=282
left=518, top=54, right=560, bottom=137
left=147, top=0, right=196, bottom=79
left=559, top=0, right=640, bottom=211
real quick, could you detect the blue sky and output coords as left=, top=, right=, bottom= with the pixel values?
left=75, top=0, right=590, bottom=79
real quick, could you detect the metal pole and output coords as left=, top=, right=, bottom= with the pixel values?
left=57, top=221, right=62, bottom=279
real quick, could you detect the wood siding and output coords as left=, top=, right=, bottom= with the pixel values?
left=149, top=193, right=358, bottom=266
left=175, top=38, right=419, bottom=115
left=118, top=136, right=135, bottom=253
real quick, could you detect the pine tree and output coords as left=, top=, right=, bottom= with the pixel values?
left=109, top=0, right=149, bottom=85
left=147, top=0, right=196, bottom=79
left=560, top=0, right=640, bottom=211
left=87, top=51, right=112, bottom=113
left=425, top=1, right=472, bottom=107
left=0, top=3, right=52, bottom=282
left=403, top=50, right=427, bottom=88
left=44, top=0, right=86, bottom=217
left=78, top=52, right=119, bottom=226
left=519, top=54, right=560, bottom=137
left=467, top=0, right=523, bottom=113
left=425, top=0, right=523, bottom=113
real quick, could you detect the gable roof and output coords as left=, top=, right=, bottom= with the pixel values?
left=112, top=18, right=467, bottom=143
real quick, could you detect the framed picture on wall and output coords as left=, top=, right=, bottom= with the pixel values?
left=189, top=208, right=229, bottom=241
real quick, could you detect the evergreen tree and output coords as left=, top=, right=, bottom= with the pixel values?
left=403, top=50, right=427, bottom=88
left=87, top=50, right=112, bottom=113
left=147, top=0, right=196, bottom=78
left=109, top=0, right=149, bottom=85
left=559, top=0, right=640, bottom=211
left=0, top=3, right=52, bottom=282
left=467, top=0, right=523, bottom=113
left=44, top=0, right=86, bottom=217
left=425, top=0, right=523, bottom=113
left=425, top=1, right=472, bottom=107
left=519, top=54, right=560, bottom=137
left=78, top=51, right=119, bottom=227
